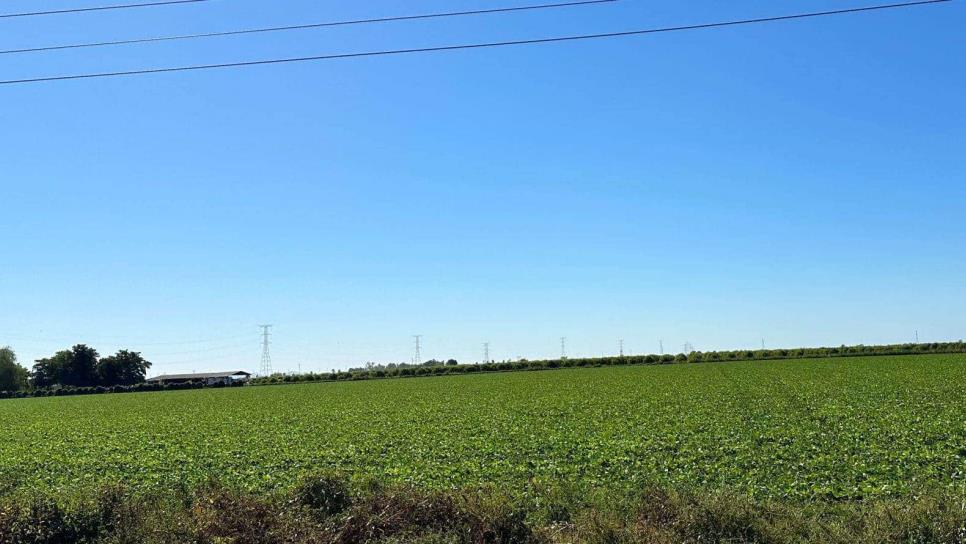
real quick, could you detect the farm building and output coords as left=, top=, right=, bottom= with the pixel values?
left=146, top=371, right=252, bottom=386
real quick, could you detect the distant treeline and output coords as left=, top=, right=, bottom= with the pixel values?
left=0, top=379, right=245, bottom=400
left=346, top=359, right=460, bottom=373
left=250, top=341, right=966, bottom=386
left=0, top=344, right=152, bottom=397
left=3, top=341, right=965, bottom=399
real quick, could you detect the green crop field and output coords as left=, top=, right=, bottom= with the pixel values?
left=2, top=354, right=964, bottom=503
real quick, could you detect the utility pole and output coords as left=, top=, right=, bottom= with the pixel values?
left=483, top=342, right=490, bottom=364
left=560, top=337, right=567, bottom=359
left=413, top=335, right=422, bottom=365
left=619, top=338, right=624, bottom=357
left=259, top=324, right=273, bottom=376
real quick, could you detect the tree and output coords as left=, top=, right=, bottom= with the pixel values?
left=445, top=359, right=458, bottom=366
left=31, top=344, right=100, bottom=388
left=63, top=344, right=99, bottom=387
left=97, top=350, right=152, bottom=386
left=31, top=350, right=71, bottom=388
left=0, top=347, right=28, bottom=392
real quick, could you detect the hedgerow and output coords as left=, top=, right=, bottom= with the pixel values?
left=249, top=340, right=966, bottom=386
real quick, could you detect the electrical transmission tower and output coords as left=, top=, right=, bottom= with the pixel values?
left=483, top=342, right=490, bottom=364
left=619, top=338, right=624, bottom=357
left=560, top=337, right=567, bottom=359
left=413, top=335, right=422, bottom=365
left=259, top=324, right=273, bottom=376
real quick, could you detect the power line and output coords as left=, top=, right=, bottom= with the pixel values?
left=0, top=0, right=618, bottom=56
left=150, top=348, right=259, bottom=367
left=116, top=333, right=259, bottom=346
left=0, top=0, right=209, bottom=20
left=142, top=340, right=259, bottom=357
left=0, top=0, right=948, bottom=86
left=0, top=330, right=256, bottom=346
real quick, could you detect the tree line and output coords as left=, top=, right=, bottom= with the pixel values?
left=347, top=359, right=459, bottom=373
left=0, top=345, right=151, bottom=392
left=4, top=340, right=965, bottom=398
left=251, top=341, right=966, bottom=386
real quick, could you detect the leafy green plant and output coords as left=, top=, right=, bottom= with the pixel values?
left=0, top=354, right=963, bottom=507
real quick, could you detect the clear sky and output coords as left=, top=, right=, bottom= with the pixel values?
left=1, top=0, right=963, bottom=375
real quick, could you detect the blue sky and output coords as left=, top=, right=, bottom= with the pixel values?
left=1, top=0, right=963, bottom=374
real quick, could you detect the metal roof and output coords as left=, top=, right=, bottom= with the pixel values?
left=146, top=371, right=252, bottom=381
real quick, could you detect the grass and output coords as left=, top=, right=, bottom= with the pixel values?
left=1, top=354, right=964, bottom=542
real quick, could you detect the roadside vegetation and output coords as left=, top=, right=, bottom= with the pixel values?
left=1, top=475, right=963, bottom=543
